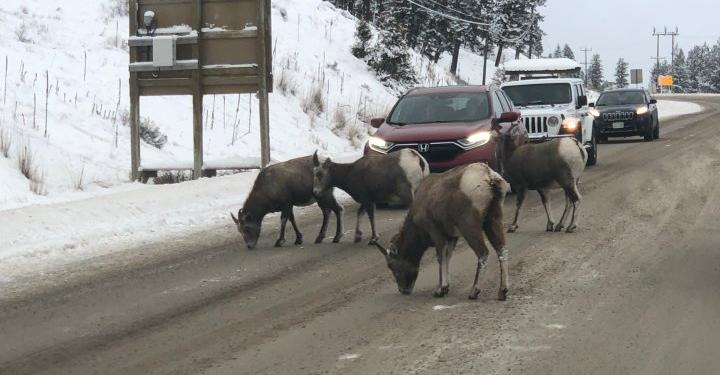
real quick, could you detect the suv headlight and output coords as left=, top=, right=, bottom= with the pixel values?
left=368, top=136, right=394, bottom=153
left=636, top=106, right=649, bottom=115
left=590, top=108, right=600, bottom=117
left=547, top=116, right=561, bottom=127
left=562, top=117, right=581, bottom=132
left=457, top=131, right=492, bottom=149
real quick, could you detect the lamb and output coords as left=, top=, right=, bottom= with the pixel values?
left=374, top=163, right=510, bottom=300
left=231, top=156, right=343, bottom=249
left=312, top=149, right=429, bottom=245
left=499, top=136, right=587, bottom=233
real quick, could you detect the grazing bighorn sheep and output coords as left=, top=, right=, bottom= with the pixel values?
left=499, top=136, right=587, bottom=233
left=312, top=149, right=429, bottom=245
left=374, top=163, right=510, bottom=300
left=231, top=156, right=343, bottom=249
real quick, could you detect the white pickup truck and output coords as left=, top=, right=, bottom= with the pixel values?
left=500, top=78, right=597, bottom=166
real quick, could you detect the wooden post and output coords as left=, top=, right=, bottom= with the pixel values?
left=3, top=56, right=7, bottom=105
left=44, top=71, right=49, bottom=137
left=192, top=0, right=204, bottom=179
left=129, top=3, right=140, bottom=181
left=130, top=73, right=140, bottom=181
left=257, top=0, right=271, bottom=167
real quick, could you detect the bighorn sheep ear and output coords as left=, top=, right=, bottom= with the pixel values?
left=374, top=242, right=389, bottom=257
left=230, top=212, right=239, bottom=224
left=312, top=150, right=320, bottom=167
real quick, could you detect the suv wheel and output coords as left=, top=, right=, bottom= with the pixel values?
left=643, top=123, right=654, bottom=142
left=653, top=118, right=660, bottom=139
left=586, top=134, right=598, bottom=166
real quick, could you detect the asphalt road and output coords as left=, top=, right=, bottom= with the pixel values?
left=1, top=96, right=720, bottom=375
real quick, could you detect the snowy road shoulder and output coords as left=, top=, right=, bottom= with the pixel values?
left=656, top=100, right=704, bottom=120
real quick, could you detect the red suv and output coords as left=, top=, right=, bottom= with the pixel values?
left=364, top=86, right=527, bottom=172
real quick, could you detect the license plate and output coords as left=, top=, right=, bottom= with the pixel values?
left=612, top=122, right=624, bottom=129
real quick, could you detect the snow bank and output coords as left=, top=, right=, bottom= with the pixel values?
left=503, top=58, right=580, bottom=73
left=657, top=100, right=703, bottom=120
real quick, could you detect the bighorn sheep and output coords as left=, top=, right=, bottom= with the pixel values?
left=231, top=156, right=343, bottom=249
left=499, top=136, right=587, bottom=233
left=374, top=163, right=510, bottom=300
left=312, top=149, right=429, bottom=245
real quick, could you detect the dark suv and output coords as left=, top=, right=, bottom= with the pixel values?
left=590, top=88, right=659, bottom=142
left=364, top=86, right=528, bottom=172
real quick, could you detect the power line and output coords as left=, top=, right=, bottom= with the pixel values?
left=413, top=0, right=487, bottom=23
left=653, top=26, right=679, bottom=68
left=404, top=0, right=535, bottom=44
left=405, top=0, right=490, bottom=26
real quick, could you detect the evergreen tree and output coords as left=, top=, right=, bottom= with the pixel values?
left=351, top=19, right=373, bottom=59
left=562, top=44, right=575, bottom=60
left=491, top=66, right=506, bottom=86
left=671, top=48, right=689, bottom=91
left=686, top=44, right=712, bottom=92
left=552, top=44, right=562, bottom=58
left=614, top=58, right=629, bottom=88
left=588, top=54, right=603, bottom=90
left=708, top=41, right=720, bottom=92
left=369, top=3, right=416, bottom=87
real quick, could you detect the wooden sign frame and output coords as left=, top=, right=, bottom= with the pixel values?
left=128, top=0, right=272, bottom=181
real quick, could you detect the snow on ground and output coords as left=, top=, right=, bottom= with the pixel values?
left=0, top=152, right=364, bottom=294
left=657, top=100, right=703, bottom=120
left=0, top=0, right=465, bottom=210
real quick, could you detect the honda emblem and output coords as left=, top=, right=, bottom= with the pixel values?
left=418, top=143, right=430, bottom=153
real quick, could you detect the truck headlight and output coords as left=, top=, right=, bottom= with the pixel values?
left=562, top=117, right=581, bottom=131
left=457, top=131, right=492, bottom=149
left=636, top=106, right=649, bottom=115
left=547, top=116, right=561, bottom=127
left=368, top=136, right=394, bottom=153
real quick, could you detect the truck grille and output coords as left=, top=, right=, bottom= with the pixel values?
left=391, top=142, right=462, bottom=162
left=522, top=116, right=549, bottom=136
left=602, top=112, right=635, bottom=122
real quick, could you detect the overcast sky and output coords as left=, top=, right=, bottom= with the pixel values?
left=540, top=0, right=719, bottom=84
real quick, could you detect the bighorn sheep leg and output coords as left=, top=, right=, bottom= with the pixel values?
left=555, top=195, right=571, bottom=232
left=483, top=204, right=509, bottom=301
left=508, top=188, right=526, bottom=233
left=275, top=208, right=290, bottom=247
left=366, top=203, right=379, bottom=245
left=354, top=205, right=366, bottom=243
left=537, top=189, right=555, bottom=232
left=288, top=209, right=303, bottom=245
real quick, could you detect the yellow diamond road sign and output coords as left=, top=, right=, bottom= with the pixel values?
left=658, top=75, right=674, bottom=87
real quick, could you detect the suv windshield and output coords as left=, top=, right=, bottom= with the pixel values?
left=597, top=91, right=646, bottom=106
left=503, top=83, right=572, bottom=106
left=388, top=92, right=490, bottom=125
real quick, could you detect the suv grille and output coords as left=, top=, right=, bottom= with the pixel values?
left=391, top=143, right=462, bottom=162
left=602, top=112, right=635, bottom=122
left=523, top=116, right=549, bottom=136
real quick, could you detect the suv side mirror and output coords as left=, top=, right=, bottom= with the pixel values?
left=498, top=111, right=519, bottom=123
left=369, top=118, right=385, bottom=128
left=588, top=102, right=595, bottom=108
left=649, top=99, right=657, bottom=104
left=577, top=95, right=588, bottom=108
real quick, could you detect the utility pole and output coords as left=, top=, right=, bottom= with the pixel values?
left=652, top=26, right=679, bottom=68
left=652, top=27, right=679, bottom=93
left=580, top=47, right=592, bottom=85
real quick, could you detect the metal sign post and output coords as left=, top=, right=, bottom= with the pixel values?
left=128, top=0, right=273, bottom=181
left=630, top=69, right=643, bottom=88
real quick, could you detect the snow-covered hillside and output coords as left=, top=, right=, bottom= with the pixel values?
left=0, top=0, right=486, bottom=210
